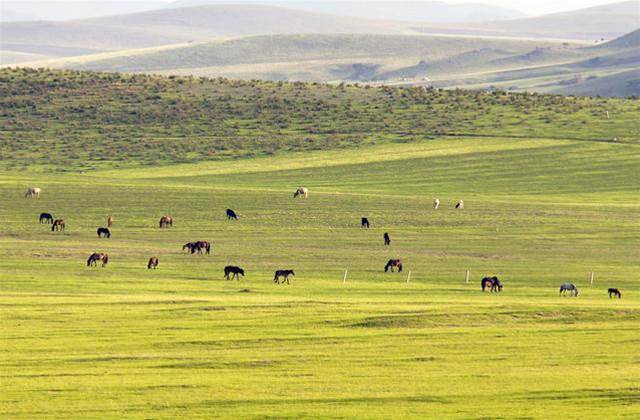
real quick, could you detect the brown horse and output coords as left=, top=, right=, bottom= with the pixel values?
left=51, top=219, right=65, bottom=232
left=107, top=215, right=114, bottom=227
left=384, top=259, right=403, bottom=272
left=147, top=257, right=159, bottom=269
left=87, top=252, right=109, bottom=267
left=293, top=187, right=309, bottom=198
left=159, top=215, right=173, bottom=228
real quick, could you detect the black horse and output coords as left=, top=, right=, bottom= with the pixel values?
left=608, top=288, right=621, bottom=299
left=384, top=259, right=403, bottom=272
left=39, top=212, right=54, bottom=224
left=97, top=227, right=111, bottom=238
left=274, top=269, right=295, bottom=284
left=481, top=276, right=503, bottom=293
left=224, top=265, right=245, bottom=280
left=361, top=217, right=370, bottom=228
left=226, top=209, right=238, bottom=220
left=383, top=232, right=391, bottom=246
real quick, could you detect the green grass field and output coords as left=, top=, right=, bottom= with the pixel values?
left=2, top=135, right=639, bottom=418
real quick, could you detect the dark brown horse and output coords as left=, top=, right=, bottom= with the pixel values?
left=481, top=276, right=503, bottom=293
left=97, top=227, right=111, bottom=238
left=159, top=215, right=173, bottom=228
left=224, top=265, right=245, bottom=280
left=87, top=252, right=109, bottom=267
left=274, top=269, right=295, bottom=284
left=384, top=259, right=403, bottom=272
left=147, top=257, right=159, bottom=269
left=39, top=212, right=54, bottom=224
left=383, top=232, right=391, bottom=246
left=361, top=217, right=370, bottom=228
left=226, top=209, right=238, bottom=220
left=608, top=288, right=621, bottom=298
left=51, top=219, right=65, bottom=232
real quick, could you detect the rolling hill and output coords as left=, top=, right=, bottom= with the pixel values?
left=0, top=4, right=405, bottom=60
left=1, top=68, right=638, bottom=172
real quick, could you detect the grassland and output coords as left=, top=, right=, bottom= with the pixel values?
left=1, top=71, right=640, bottom=417
left=2, top=135, right=640, bottom=418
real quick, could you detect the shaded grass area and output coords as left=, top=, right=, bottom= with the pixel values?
left=1, top=137, right=639, bottom=417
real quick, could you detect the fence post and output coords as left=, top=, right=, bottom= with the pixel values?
left=343, top=269, right=348, bottom=284
left=406, top=271, right=412, bottom=283
left=465, top=269, right=470, bottom=284
left=589, top=271, right=594, bottom=286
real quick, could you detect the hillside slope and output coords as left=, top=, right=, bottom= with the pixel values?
left=1, top=68, right=638, bottom=172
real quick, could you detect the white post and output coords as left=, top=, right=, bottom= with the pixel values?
left=465, top=269, right=470, bottom=284
left=343, top=269, right=348, bottom=284
left=406, top=271, right=412, bottom=283
left=589, top=271, right=594, bottom=285
left=606, top=111, right=610, bottom=119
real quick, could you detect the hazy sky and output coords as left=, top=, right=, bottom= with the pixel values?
left=14, top=0, right=635, bottom=17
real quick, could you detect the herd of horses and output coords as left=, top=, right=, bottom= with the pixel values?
left=26, top=186, right=624, bottom=297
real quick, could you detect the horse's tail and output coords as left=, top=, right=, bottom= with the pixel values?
left=51, top=224, right=55, bottom=232
left=102, top=254, right=109, bottom=266
left=398, top=263, right=403, bottom=272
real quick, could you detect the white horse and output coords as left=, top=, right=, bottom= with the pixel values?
left=24, top=187, right=41, bottom=198
left=293, top=187, right=309, bottom=199
left=433, top=198, right=440, bottom=209
left=455, top=200, right=464, bottom=209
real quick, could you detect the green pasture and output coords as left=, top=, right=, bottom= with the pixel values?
left=1, top=137, right=639, bottom=418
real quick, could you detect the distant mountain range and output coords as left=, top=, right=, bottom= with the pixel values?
left=1, top=1, right=639, bottom=97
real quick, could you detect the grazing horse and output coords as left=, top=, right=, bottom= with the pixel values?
left=51, top=219, right=65, bottom=232
left=224, top=265, right=245, bottom=280
left=481, top=276, right=503, bottom=293
left=25, top=187, right=41, bottom=198
left=39, top=212, right=54, bottom=224
left=274, top=269, right=295, bottom=284
left=159, top=215, right=173, bottom=228
left=361, top=217, right=370, bottom=228
left=194, top=241, right=211, bottom=255
left=182, top=242, right=196, bottom=253
left=608, top=288, right=621, bottom=299
left=433, top=198, right=440, bottom=209
left=455, top=200, right=464, bottom=209
left=384, top=259, right=403, bottom=272
left=147, top=257, right=159, bottom=269
left=293, top=187, right=309, bottom=199
left=559, top=283, right=579, bottom=296
left=383, top=232, right=391, bottom=246
left=226, top=209, right=238, bottom=220
left=97, top=227, right=111, bottom=238
left=107, top=215, right=114, bottom=227
left=87, top=252, right=109, bottom=267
